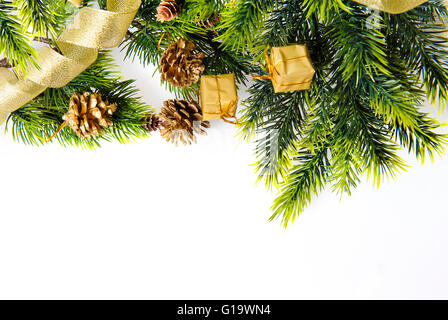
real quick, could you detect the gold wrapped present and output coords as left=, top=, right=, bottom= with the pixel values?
left=254, top=44, right=315, bottom=93
left=351, top=0, right=427, bottom=14
left=200, top=74, right=239, bottom=124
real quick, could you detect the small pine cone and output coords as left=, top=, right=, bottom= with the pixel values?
left=159, top=38, right=205, bottom=88
left=159, top=99, right=210, bottom=146
left=62, top=92, right=117, bottom=140
left=202, top=13, right=221, bottom=29
left=156, top=0, right=181, bottom=22
left=142, top=114, right=160, bottom=132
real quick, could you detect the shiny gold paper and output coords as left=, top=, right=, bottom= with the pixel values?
left=254, top=44, right=315, bottom=93
left=200, top=74, right=239, bottom=123
left=351, top=0, right=428, bottom=13
left=0, top=0, right=141, bottom=125
left=68, top=0, right=82, bottom=6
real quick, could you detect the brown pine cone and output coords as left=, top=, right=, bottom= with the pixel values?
left=159, top=38, right=205, bottom=88
left=142, top=114, right=160, bottom=132
left=202, top=13, right=221, bottom=29
left=62, top=92, right=117, bottom=140
left=159, top=99, right=210, bottom=146
left=156, top=0, right=181, bottom=22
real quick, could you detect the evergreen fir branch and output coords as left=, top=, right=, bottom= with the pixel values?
left=392, top=113, right=448, bottom=163
left=335, top=96, right=407, bottom=188
left=271, top=143, right=331, bottom=228
left=252, top=87, right=309, bottom=188
left=387, top=1, right=448, bottom=110
left=13, top=0, right=59, bottom=37
left=238, top=78, right=273, bottom=140
left=6, top=51, right=152, bottom=149
left=0, top=1, right=38, bottom=74
left=330, top=145, right=361, bottom=196
left=189, top=31, right=253, bottom=84
left=216, top=0, right=276, bottom=53
left=0, top=0, right=73, bottom=73
left=121, top=0, right=254, bottom=100
left=123, top=27, right=162, bottom=66
left=183, top=0, right=224, bottom=20
left=241, top=1, right=448, bottom=226
left=250, top=0, right=307, bottom=59
left=383, top=49, right=448, bottom=162
left=121, top=0, right=206, bottom=67
left=327, top=8, right=408, bottom=188
left=302, top=0, right=350, bottom=21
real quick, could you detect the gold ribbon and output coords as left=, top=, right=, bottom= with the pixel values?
left=0, top=0, right=141, bottom=125
left=213, top=75, right=239, bottom=125
left=252, top=46, right=273, bottom=80
left=351, top=0, right=428, bottom=13
left=157, top=31, right=171, bottom=51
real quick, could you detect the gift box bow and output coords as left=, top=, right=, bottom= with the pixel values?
left=200, top=74, right=239, bottom=124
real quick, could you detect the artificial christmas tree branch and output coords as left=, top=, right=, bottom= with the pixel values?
left=7, top=51, right=152, bottom=148
left=1, top=0, right=448, bottom=227
left=0, top=0, right=72, bottom=74
left=232, top=0, right=448, bottom=226
left=0, top=37, right=54, bottom=69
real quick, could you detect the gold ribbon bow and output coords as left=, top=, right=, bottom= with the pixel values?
left=351, top=0, right=428, bottom=14
left=0, top=0, right=141, bottom=125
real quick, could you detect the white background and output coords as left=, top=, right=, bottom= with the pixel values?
left=0, top=47, right=447, bottom=300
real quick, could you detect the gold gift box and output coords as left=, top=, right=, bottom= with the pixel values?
left=200, top=74, right=239, bottom=123
left=262, top=44, right=315, bottom=93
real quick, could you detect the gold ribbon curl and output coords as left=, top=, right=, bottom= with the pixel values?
left=0, top=0, right=141, bottom=125
left=351, top=0, right=428, bottom=14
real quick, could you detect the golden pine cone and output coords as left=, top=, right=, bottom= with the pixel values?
left=159, top=39, right=205, bottom=88
left=159, top=99, right=210, bottom=145
left=62, top=92, right=117, bottom=140
left=156, top=0, right=181, bottom=22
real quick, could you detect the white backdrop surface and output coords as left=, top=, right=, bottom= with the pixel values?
left=0, top=48, right=447, bottom=299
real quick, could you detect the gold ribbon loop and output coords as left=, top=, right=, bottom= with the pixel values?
left=157, top=31, right=171, bottom=51
left=220, top=110, right=239, bottom=125
left=28, top=47, right=97, bottom=88
left=58, top=2, right=141, bottom=49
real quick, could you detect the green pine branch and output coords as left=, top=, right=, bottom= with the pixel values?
left=14, top=0, right=59, bottom=36
left=121, top=0, right=254, bottom=100
left=0, top=0, right=74, bottom=74
left=0, top=1, right=38, bottom=74
left=237, top=0, right=448, bottom=226
left=216, top=0, right=276, bottom=53
left=6, top=51, right=153, bottom=149
left=386, top=1, right=448, bottom=110
left=271, top=143, right=332, bottom=228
